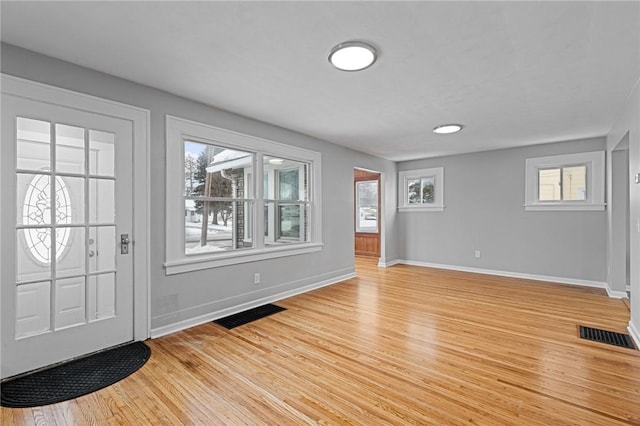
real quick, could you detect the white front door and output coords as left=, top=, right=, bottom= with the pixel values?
left=1, top=91, right=134, bottom=379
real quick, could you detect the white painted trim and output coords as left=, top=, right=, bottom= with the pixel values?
left=165, top=115, right=323, bottom=274
left=164, top=243, right=323, bottom=275
left=626, top=285, right=631, bottom=292
left=1, top=74, right=151, bottom=340
left=398, top=167, right=444, bottom=211
left=605, top=286, right=628, bottom=299
left=396, top=259, right=607, bottom=289
left=524, top=150, right=606, bottom=211
left=524, top=204, right=606, bottom=212
left=378, top=259, right=399, bottom=268
left=628, top=321, right=640, bottom=350
left=151, top=271, right=356, bottom=338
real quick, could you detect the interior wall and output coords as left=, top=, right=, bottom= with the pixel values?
left=397, top=138, right=608, bottom=283
left=607, top=78, right=640, bottom=343
left=1, top=43, right=397, bottom=334
left=610, top=144, right=630, bottom=293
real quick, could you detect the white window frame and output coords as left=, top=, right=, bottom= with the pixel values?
left=165, top=115, right=322, bottom=275
left=398, top=167, right=444, bottom=212
left=355, top=179, right=379, bottom=233
left=524, top=151, right=605, bottom=211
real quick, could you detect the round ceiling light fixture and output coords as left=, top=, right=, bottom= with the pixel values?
left=328, top=41, right=377, bottom=71
left=432, top=124, right=464, bottom=134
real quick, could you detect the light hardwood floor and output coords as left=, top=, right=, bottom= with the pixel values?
left=3, top=258, right=639, bottom=425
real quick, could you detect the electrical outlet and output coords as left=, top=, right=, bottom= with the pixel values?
left=254, top=273, right=261, bottom=285
left=474, top=250, right=481, bottom=258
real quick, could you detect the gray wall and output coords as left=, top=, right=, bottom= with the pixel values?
left=397, top=138, right=608, bottom=282
left=1, top=43, right=397, bottom=333
left=606, top=78, right=640, bottom=341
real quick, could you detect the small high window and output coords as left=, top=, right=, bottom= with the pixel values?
left=525, top=151, right=605, bottom=211
left=398, top=167, right=444, bottom=212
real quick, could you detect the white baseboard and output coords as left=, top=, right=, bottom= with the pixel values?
left=606, top=286, right=629, bottom=299
left=150, top=271, right=356, bottom=338
left=378, top=259, right=399, bottom=268
left=626, top=285, right=631, bottom=293
left=628, top=321, right=640, bottom=350
left=397, top=259, right=607, bottom=289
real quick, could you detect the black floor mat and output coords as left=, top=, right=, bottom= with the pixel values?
left=214, top=304, right=286, bottom=329
left=1, top=341, right=151, bottom=408
left=579, top=326, right=636, bottom=349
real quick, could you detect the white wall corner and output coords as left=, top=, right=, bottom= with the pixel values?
left=605, top=285, right=628, bottom=299
left=628, top=321, right=640, bottom=350
left=378, top=258, right=399, bottom=268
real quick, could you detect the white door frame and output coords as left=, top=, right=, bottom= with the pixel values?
left=1, top=74, right=150, bottom=344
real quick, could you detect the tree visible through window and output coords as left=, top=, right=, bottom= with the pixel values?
left=167, top=115, right=323, bottom=273
left=184, top=141, right=252, bottom=255
left=398, top=167, right=444, bottom=212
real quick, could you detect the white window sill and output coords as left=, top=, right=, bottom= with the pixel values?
left=398, top=205, right=445, bottom=212
left=524, top=203, right=606, bottom=212
left=164, top=242, right=323, bottom=275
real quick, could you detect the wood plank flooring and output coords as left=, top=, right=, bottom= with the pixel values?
left=3, top=258, right=639, bottom=425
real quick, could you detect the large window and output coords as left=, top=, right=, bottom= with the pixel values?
left=166, top=116, right=322, bottom=274
left=355, top=180, right=378, bottom=232
left=525, top=151, right=604, bottom=211
left=398, top=167, right=444, bottom=212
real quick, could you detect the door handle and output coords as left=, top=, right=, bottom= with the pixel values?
left=121, top=234, right=130, bottom=255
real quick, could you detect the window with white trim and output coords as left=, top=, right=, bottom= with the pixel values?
left=398, top=167, right=444, bottom=211
left=524, top=151, right=605, bottom=211
left=165, top=116, right=322, bottom=275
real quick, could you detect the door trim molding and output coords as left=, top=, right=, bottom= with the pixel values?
left=1, top=74, right=151, bottom=341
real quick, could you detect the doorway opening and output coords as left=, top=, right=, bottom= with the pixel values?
left=354, top=168, right=381, bottom=258
left=611, top=132, right=631, bottom=304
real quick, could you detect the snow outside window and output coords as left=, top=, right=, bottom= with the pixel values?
left=398, top=167, right=444, bottom=212
left=165, top=115, right=322, bottom=275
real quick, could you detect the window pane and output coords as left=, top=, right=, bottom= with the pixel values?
left=278, top=169, right=299, bottom=201
left=89, top=130, right=115, bottom=177
left=185, top=141, right=252, bottom=198
left=421, top=176, right=435, bottom=204
left=17, top=228, right=52, bottom=282
left=58, top=176, right=84, bottom=225
left=408, top=178, right=420, bottom=204
left=89, top=178, right=115, bottom=224
left=562, top=165, right=586, bottom=201
left=356, top=180, right=378, bottom=233
left=55, top=124, right=85, bottom=174
left=265, top=156, right=308, bottom=201
left=89, top=226, right=116, bottom=273
left=185, top=200, right=252, bottom=254
left=265, top=201, right=309, bottom=244
left=279, top=204, right=300, bottom=238
left=17, top=117, right=50, bottom=171
left=538, top=168, right=561, bottom=201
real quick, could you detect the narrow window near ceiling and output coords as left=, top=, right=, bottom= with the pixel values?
left=525, top=151, right=604, bottom=211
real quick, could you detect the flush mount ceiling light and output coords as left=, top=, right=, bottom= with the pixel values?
left=328, top=41, right=377, bottom=71
left=432, top=124, right=464, bottom=134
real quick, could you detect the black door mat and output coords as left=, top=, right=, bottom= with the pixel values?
left=579, top=326, right=636, bottom=349
left=1, top=341, right=151, bottom=408
left=214, top=304, right=286, bottom=329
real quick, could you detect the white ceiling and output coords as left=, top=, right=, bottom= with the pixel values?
left=1, top=1, right=638, bottom=161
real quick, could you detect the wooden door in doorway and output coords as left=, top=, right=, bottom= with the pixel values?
left=354, top=169, right=380, bottom=258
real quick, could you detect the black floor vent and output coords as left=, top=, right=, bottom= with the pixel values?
left=579, top=326, right=636, bottom=349
left=214, top=304, right=286, bottom=329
